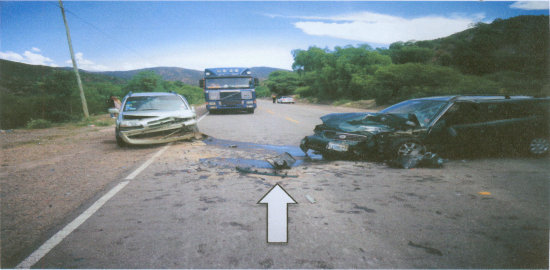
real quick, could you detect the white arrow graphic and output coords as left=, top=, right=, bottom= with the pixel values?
left=257, top=184, right=297, bottom=243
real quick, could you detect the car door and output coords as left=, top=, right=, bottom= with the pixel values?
left=427, top=101, right=488, bottom=153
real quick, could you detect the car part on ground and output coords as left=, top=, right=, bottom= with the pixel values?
left=114, top=92, right=200, bottom=146
left=236, top=166, right=298, bottom=178
left=387, top=152, right=445, bottom=169
left=265, top=152, right=296, bottom=169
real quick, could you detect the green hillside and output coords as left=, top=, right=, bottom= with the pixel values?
left=266, top=15, right=549, bottom=105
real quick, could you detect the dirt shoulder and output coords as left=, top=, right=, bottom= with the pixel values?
left=0, top=115, right=172, bottom=267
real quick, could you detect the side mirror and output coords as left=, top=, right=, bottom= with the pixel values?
left=108, top=108, right=119, bottom=114
left=447, top=127, right=458, bottom=137
left=199, top=79, right=205, bottom=88
left=191, top=106, right=196, bottom=113
left=254, top=78, right=259, bottom=86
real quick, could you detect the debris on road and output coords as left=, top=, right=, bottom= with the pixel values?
left=387, top=152, right=445, bottom=169
left=305, top=194, right=316, bottom=203
left=236, top=166, right=298, bottom=178
left=266, top=152, right=296, bottom=169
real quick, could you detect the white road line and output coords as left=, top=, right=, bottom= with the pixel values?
left=16, top=113, right=208, bottom=268
left=197, top=111, right=209, bottom=123
left=125, top=144, right=170, bottom=180
left=17, top=140, right=174, bottom=268
left=16, top=180, right=129, bottom=269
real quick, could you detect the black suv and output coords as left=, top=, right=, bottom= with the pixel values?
left=300, top=96, right=550, bottom=158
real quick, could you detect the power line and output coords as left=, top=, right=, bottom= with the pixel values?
left=47, top=1, right=160, bottom=69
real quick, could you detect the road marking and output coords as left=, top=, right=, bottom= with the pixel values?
left=197, top=111, right=209, bottom=123
left=16, top=109, right=208, bottom=268
left=17, top=139, right=174, bottom=268
left=125, top=145, right=169, bottom=180
left=285, top=117, right=300, bottom=124
left=265, top=109, right=275, bottom=115
left=16, top=180, right=130, bottom=268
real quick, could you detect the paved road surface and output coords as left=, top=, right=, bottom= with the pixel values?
left=16, top=100, right=550, bottom=268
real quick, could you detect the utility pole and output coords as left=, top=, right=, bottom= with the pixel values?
left=58, top=0, right=89, bottom=118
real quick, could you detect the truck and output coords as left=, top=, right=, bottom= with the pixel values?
left=199, top=67, right=259, bottom=113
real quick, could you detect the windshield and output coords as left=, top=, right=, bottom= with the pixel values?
left=206, top=78, right=252, bottom=89
left=123, top=95, right=188, bottom=112
left=380, top=99, right=447, bottom=127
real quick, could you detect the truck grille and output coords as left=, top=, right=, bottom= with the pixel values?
left=220, top=91, right=241, bottom=106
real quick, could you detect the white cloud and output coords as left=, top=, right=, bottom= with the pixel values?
left=66, top=52, right=108, bottom=71
left=290, top=11, right=484, bottom=44
left=103, top=45, right=294, bottom=71
left=510, top=1, right=549, bottom=10
left=0, top=49, right=57, bottom=67
left=0, top=51, right=24, bottom=62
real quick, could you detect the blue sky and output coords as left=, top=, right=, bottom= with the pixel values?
left=1, top=1, right=548, bottom=71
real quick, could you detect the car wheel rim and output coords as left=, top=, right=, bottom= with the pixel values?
left=397, top=142, right=425, bottom=157
left=529, top=138, right=550, bottom=155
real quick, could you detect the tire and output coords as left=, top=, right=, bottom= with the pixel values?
left=247, top=108, right=255, bottom=114
left=389, top=138, right=426, bottom=158
left=527, top=137, right=549, bottom=156
left=116, top=133, right=126, bottom=147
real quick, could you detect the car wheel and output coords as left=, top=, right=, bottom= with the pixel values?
left=116, top=133, right=126, bottom=147
left=528, top=137, right=549, bottom=156
left=247, top=108, right=254, bottom=114
left=390, top=138, right=425, bottom=158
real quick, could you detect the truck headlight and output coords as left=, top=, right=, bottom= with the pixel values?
left=208, top=91, right=220, bottom=100
left=241, top=91, right=252, bottom=99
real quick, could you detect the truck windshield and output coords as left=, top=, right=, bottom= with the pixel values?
left=123, top=95, right=187, bottom=112
left=206, top=78, right=252, bottom=89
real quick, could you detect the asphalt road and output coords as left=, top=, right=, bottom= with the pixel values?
left=20, top=99, right=550, bottom=268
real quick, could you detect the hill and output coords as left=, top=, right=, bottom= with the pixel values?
left=97, top=67, right=203, bottom=86
left=393, top=15, right=548, bottom=79
left=97, top=66, right=285, bottom=85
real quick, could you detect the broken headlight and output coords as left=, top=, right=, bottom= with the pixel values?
left=323, top=131, right=369, bottom=142
left=120, top=120, right=142, bottom=128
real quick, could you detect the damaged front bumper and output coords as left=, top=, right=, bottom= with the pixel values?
left=300, top=131, right=378, bottom=157
left=119, top=117, right=199, bottom=145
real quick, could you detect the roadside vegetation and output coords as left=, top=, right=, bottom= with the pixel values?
left=264, top=15, right=549, bottom=106
left=1, top=15, right=547, bottom=129
left=0, top=62, right=204, bottom=129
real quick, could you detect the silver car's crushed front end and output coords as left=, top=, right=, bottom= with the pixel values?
left=119, top=116, right=199, bottom=145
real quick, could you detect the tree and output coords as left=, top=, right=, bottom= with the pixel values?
left=124, top=71, right=166, bottom=93
left=265, top=71, right=301, bottom=96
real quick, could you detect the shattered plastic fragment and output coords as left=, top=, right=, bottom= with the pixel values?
left=305, top=194, right=316, bottom=204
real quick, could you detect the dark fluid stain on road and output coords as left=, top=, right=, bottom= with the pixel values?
left=200, top=157, right=273, bottom=169
left=201, top=137, right=324, bottom=169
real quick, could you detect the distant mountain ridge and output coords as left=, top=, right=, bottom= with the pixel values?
left=96, top=66, right=287, bottom=86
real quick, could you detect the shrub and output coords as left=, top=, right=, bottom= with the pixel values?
left=26, top=119, right=52, bottom=129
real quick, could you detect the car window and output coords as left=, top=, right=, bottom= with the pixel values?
left=442, top=102, right=485, bottom=125
left=123, top=95, right=188, bottom=112
left=381, top=100, right=447, bottom=127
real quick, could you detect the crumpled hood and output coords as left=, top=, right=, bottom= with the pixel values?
left=320, top=112, right=414, bottom=134
left=122, top=110, right=196, bottom=122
